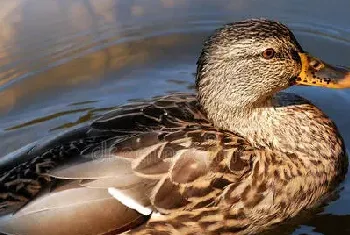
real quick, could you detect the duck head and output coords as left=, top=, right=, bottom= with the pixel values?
left=196, top=19, right=350, bottom=108
left=196, top=19, right=350, bottom=156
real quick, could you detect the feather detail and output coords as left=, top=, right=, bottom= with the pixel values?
left=108, top=188, right=152, bottom=215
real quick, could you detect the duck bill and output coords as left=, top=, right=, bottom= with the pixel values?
left=296, top=52, right=350, bottom=88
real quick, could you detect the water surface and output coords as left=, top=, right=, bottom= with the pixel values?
left=1, top=1, right=350, bottom=234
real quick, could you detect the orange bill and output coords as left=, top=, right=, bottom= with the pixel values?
left=296, top=52, right=350, bottom=88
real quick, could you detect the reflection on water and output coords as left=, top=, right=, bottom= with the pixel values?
left=0, top=0, right=350, bottom=234
left=5, top=106, right=114, bottom=131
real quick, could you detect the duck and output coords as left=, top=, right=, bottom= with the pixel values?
left=0, top=19, right=350, bottom=235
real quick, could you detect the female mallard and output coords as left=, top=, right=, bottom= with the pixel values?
left=0, top=19, right=349, bottom=235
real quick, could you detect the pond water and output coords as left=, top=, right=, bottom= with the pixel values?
left=0, top=0, right=350, bottom=234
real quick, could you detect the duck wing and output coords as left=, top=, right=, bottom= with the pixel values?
left=0, top=93, right=253, bottom=235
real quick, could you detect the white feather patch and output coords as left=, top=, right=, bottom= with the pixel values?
left=108, top=187, right=152, bottom=215
left=150, top=212, right=164, bottom=220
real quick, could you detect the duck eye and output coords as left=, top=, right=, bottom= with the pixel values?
left=262, top=48, right=275, bottom=59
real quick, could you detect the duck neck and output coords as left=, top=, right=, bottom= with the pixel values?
left=198, top=90, right=344, bottom=161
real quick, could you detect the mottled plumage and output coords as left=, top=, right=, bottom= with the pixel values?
left=0, top=19, right=349, bottom=235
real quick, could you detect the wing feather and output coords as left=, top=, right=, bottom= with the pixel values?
left=0, top=197, right=142, bottom=235
left=0, top=93, right=254, bottom=235
left=47, top=157, right=132, bottom=179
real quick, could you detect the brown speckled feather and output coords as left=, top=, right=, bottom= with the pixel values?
left=0, top=91, right=347, bottom=235
left=0, top=93, right=254, bottom=235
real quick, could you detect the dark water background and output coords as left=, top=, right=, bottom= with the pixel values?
left=0, top=0, right=350, bottom=234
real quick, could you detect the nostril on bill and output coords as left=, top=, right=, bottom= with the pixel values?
left=309, top=59, right=323, bottom=70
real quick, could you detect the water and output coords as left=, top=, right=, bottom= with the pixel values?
left=0, top=0, right=350, bottom=234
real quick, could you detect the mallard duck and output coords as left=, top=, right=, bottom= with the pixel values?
left=1, top=19, right=350, bottom=235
